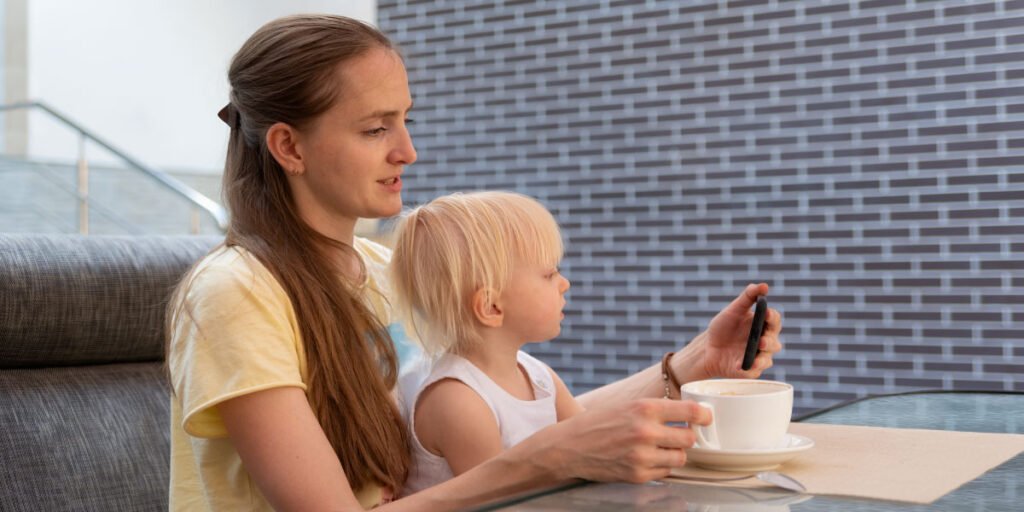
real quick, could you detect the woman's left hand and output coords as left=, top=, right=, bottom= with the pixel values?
left=676, top=283, right=782, bottom=383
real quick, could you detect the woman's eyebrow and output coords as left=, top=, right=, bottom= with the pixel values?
left=356, top=103, right=414, bottom=122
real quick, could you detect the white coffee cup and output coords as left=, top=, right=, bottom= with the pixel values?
left=681, top=379, right=793, bottom=451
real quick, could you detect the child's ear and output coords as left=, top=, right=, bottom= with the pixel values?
left=472, top=288, right=503, bottom=327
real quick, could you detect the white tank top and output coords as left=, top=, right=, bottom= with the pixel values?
left=400, top=351, right=558, bottom=496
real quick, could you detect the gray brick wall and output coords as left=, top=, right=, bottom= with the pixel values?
left=381, top=0, right=1023, bottom=413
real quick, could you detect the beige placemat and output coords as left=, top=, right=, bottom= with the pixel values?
left=666, top=422, right=1024, bottom=504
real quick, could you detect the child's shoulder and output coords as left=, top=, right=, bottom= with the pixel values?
left=515, top=350, right=554, bottom=375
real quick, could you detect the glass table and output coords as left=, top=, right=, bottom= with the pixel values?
left=475, top=391, right=1024, bottom=511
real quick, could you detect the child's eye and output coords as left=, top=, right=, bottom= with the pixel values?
left=546, top=268, right=560, bottom=279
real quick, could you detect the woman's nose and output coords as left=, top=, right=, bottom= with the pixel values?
left=389, top=126, right=417, bottom=165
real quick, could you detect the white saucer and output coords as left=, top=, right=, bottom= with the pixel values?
left=685, top=433, right=814, bottom=472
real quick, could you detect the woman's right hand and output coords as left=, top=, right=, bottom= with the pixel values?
left=389, top=398, right=712, bottom=511
left=532, top=398, right=712, bottom=483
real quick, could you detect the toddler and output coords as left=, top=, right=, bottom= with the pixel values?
left=390, top=191, right=583, bottom=495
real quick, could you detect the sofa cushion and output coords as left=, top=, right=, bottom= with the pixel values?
left=0, top=234, right=221, bottom=367
left=0, top=363, right=170, bottom=511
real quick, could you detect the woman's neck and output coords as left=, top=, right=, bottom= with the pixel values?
left=299, top=212, right=362, bottom=280
left=297, top=205, right=358, bottom=246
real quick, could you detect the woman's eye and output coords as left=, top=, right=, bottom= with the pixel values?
left=365, top=127, right=387, bottom=136
left=405, top=118, right=415, bottom=125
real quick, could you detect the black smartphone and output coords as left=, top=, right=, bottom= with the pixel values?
left=742, top=296, right=768, bottom=371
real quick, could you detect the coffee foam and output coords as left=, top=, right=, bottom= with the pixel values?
left=691, top=381, right=790, bottom=397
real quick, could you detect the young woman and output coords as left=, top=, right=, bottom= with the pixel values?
left=389, top=191, right=585, bottom=495
left=166, top=14, right=782, bottom=511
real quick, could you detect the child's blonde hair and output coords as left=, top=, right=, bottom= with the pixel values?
left=390, top=191, right=564, bottom=356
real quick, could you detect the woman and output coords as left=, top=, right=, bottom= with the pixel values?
left=166, top=14, right=782, bottom=511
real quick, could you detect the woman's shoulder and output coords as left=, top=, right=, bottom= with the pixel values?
left=353, top=236, right=393, bottom=265
left=185, top=245, right=285, bottom=303
left=193, top=245, right=267, bottom=279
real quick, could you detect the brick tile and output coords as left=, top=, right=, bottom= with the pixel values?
left=868, top=360, right=914, bottom=371
left=974, top=16, right=1024, bottom=31
left=945, top=37, right=997, bottom=51
left=914, top=22, right=965, bottom=37
left=952, top=379, right=1006, bottom=391
left=895, top=377, right=944, bottom=388
left=915, top=56, right=966, bottom=69
left=888, top=8, right=936, bottom=23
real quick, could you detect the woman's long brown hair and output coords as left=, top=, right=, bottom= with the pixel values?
left=170, top=14, right=410, bottom=493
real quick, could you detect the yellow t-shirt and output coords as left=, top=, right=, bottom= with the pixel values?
left=168, top=237, right=399, bottom=511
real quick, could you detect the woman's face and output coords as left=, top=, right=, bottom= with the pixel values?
left=290, top=47, right=416, bottom=239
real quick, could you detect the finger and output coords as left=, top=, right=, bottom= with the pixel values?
left=761, top=307, right=782, bottom=337
left=724, top=282, right=770, bottom=315
left=751, top=351, right=775, bottom=373
left=631, top=464, right=675, bottom=484
left=759, top=330, right=782, bottom=353
left=656, top=399, right=713, bottom=426
left=759, top=336, right=782, bottom=354
left=758, top=309, right=783, bottom=353
left=650, top=447, right=687, bottom=470
left=648, top=422, right=700, bottom=450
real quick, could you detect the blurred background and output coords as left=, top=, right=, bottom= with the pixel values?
left=2, top=0, right=1021, bottom=413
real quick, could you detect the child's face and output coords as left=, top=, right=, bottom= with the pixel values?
left=498, top=261, right=570, bottom=343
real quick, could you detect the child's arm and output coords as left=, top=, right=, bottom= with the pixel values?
left=414, top=378, right=503, bottom=476
left=549, top=369, right=585, bottom=421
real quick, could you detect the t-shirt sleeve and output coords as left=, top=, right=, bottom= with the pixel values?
left=168, top=249, right=307, bottom=438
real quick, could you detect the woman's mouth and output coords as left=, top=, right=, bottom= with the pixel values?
left=378, top=176, right=402, bottom=192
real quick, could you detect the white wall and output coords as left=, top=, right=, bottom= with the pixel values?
left=26, top=0, right=376, bottom=173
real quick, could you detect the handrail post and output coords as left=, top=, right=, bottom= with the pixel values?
left=77, top=133, right=89, bottom=234
left=190, top=207, right=200, bottom=234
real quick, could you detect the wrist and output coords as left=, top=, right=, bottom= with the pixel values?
left=501, top=419, right=570, bottom=482
left=672, top=331, right=710, bottom=384
left=660, top=351, right=683, bottom=399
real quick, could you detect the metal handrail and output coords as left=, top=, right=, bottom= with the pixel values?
left=29, top=158, right=145, bottom=234
left=0, top=100, right=228, bottom=232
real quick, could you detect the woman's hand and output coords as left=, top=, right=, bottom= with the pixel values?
left=675, top=283, right=783, bottom=384
left=534, top=398, right=712, bottom=483
left=391, top=398, right=712, bottom=511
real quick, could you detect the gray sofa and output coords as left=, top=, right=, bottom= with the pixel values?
left=0, top=234, right=221, bottom=511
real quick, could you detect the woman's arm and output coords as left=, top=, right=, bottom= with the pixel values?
left=385, top=398, right=712, bottom=511
left=220, top=381, right=712, bottom=511
left=219, top=387, right=365, bottom=511
left=576, top=283, right=783, bottom=409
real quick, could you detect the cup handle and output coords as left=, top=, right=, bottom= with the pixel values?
left=694, top=401, right=720, bottom=450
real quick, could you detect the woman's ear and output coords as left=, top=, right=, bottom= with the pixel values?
left=265, top=122, right=305, bottom=176
left=472, top=288, right=503, bottom=327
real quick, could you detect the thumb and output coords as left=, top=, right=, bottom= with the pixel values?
left=724, top=283, right=769, bottom=315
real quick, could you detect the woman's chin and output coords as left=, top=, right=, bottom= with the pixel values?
left=363, top=201, right=403, bottom=220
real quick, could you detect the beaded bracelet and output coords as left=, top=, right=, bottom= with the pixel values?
left=661, top=351, right=683, bottom=399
